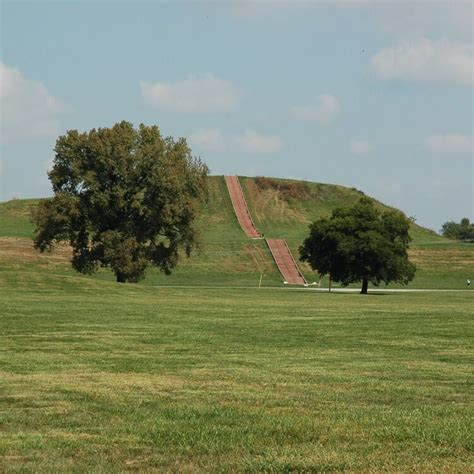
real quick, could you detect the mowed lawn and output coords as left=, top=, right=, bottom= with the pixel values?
left=1, top=274, right=473, bottom=472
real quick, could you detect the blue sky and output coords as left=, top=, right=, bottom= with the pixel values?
left=1, top=0, right=472, bottom=231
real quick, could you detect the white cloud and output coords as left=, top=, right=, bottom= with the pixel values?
left=371, top=38, right=473, bottom=85
left=237, top=129, right=283, bottom=154
left=425, top=133, right=473, bottom=154
left=290, top=94, right=340, bottom=125
left=0, top=62, right=67, bottom=141
left=140, top=74, right=242, bottom=114
left=350, top=139, right=373, bottom=155
left=188, top=128, right=283, bottom=155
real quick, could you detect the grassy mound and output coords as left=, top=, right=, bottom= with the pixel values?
left=0, top=198, right=41, bottom=238
left=0, top=176, right=472, bottom=288
left=241, top=176, right=440, bottom=244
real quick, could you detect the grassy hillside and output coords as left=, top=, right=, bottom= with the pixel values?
left=0, top=198, right=40, bottom=238
left=0, top=176, right=472, bottom=289
left=240, top=176, right=441, bottom=244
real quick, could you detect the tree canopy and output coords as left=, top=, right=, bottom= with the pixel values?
left=33, top=121, right=208, bottom=282
left=299, top=198, right=416, bottom=294
left=441, top=218, right=474, bottom=241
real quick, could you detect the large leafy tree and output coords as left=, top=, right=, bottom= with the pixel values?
left=300, top=198, right=416, bottom=294
left=34, top=121, right=208, bottom=283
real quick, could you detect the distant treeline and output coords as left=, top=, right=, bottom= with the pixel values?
left=441, top=218, right=474, bottom=241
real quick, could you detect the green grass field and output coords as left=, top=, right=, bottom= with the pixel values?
left=1, top=272, right=473, bottom=471
left=1, top=176, right=473, bottom=471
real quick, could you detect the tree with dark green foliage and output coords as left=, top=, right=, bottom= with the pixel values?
left=33, top=121, right=208, bottom=283
left=300, top=198, right=416, bottom=294
left=441, top=218, right=474, bottom=241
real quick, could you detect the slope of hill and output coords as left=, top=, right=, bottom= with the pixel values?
left=0, top=198, right=40, bottom=238
left=240, top=176, right=442, bottom=244
left=0, top=176, right=472, bottom=289
left=237, top=176, right=472, bottom=288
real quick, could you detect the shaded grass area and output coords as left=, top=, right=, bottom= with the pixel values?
left=1, top=272, right=473, bottom=471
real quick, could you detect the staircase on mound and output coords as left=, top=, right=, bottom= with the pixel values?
left=265, top=238, right=307, bottom=285
left=224, top=175, right=307, bottom=286
left=224, top=175, right=261, bottom=239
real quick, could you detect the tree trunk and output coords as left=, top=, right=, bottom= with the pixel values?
left=360, top=278, right=368, bottom=294
left=116, top=272, right=126, bottom=283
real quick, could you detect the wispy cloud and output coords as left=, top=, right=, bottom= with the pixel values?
left=290, top=94, right=340, bottom=125
left=350, top=139, right=373, bottom=155
left=371, top=38, right=473, bottom=85
left=140, top=74, right=242, bottom=114
left=188, top=129, right=283, bottom=155
left=425, top=133, right=473, bottom=154
left=0, top=62, right=68, bottom=142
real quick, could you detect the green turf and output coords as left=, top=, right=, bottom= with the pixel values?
left=1, top=271, right=473, bottom=471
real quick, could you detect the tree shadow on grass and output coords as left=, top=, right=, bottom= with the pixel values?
left=322, top=290, right=397, bottom=297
